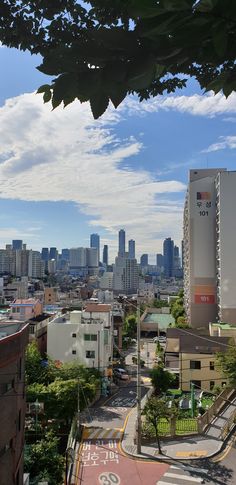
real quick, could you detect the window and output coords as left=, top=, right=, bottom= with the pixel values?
left=210, top=381, right=215, bottom=390
left=86, top=350, right=95, bottom=359
left=84, top=334, right=97, bottom=341
left=210, top=361, right=215, bottom=371
left=72, top=333, right=76, bottom=338
left=72, top=350, right=77, bottom=355
left=190, top=360, right=201, bottom=370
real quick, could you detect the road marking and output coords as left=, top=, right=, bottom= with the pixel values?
left=99, top=472, right=121, bottom=485
left=83, top=427, right=123, bottom=440
left=164, top=472, right=203, bottom=482
left=175, top=450, right=207, bottom=457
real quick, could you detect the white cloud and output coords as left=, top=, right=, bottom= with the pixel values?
left=0, top=92, right=186, bottom=257
left=123, top=92, right=236, bottom=118
left=202, top=135, right=236, bottom=153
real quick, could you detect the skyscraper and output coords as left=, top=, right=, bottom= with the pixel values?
left=12, top=240, right=23, bottom=250
left=183, top=168, right=227, bottom=328
left=128, top=239, right=135, bottom=259
left=163, top=238, right=174, bottom=277
left=118, top=229, right=125, bottom=257
left=140, top=254, right=148, bottom=266
left=90, top=233, right=100, bottom=262
left=41, top=247, right=49, bottom=261
left=61, top=248, right=70, bottom=261
left=49, top=247, right=58, bottom=260
left=156, top=253, right=164, bottom=268
left=103, top=245, right=108, bottom=265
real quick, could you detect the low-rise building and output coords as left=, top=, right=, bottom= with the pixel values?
left=47, top=304, right=112, bottom=372
left=9, top=299, right=43, bottom=322
left=0, top=321, right=29, bottom=485
left=165, top=327, right=229, bottom=391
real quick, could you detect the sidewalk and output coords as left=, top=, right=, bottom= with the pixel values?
left=121, top=393, right=236, bottom=461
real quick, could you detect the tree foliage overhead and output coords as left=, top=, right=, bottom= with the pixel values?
left=1, top=0, right=236, bottom=118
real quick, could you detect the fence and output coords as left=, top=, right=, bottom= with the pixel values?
left=197, top=387, right=235, bottom=433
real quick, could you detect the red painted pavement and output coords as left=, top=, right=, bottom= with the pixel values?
left=76, top=439, right=170, bottom=485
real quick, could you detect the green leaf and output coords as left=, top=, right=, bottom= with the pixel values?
left=43, top=90, right=52, bottom=103
left=90, top=93, right=109, bottom=119
left=51, top=96, right=62, bottom=110
left=37, top=84, right=51, bottom=94
left=128, top=58, right=156, bottom=90
left=212, top=25, right=228, bottom=58
left=109, top=88, right=127, bottom=108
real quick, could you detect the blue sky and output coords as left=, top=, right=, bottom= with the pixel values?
left=1, top=45, right=236, bottom=263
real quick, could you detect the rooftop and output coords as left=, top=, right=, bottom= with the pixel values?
left=10, top=298, right=40, bottom=306
left=84, top=303, right=111, bottom=313
left=0, top=322, right=27, bottom=340
left=142, top=312, right=175, bottom=329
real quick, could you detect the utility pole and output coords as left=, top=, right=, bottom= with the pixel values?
left=77, top=381, right=80, bottom=429
left=136, top=304, right=142, bottom=454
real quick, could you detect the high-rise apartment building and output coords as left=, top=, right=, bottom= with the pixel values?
left=118, top=229, right=125, bottom=257
left=140, top=254, right=148, bottom=266
left=113, top=255, right=138, bottom=294
left=183, top=168, right=227, bottom=328
left=156, top=253, right=164, bottom=268
left=128, top=239, right=135, bottom=259
left=103, top=245, right=108, bottom=266
left=90, top=234, right=100, bottom=262
left=163, top=238, right=174, bottom=277
left=61, top=248, right=70, bottom=261
left=12, top=240, right=23, bottom=251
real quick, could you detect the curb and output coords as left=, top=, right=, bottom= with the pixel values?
left=120, top=418, right=236, bottom=463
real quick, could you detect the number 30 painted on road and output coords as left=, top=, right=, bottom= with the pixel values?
left=99, top=471, right=120, bottom=485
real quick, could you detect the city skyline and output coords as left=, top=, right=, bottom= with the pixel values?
left=1, top=47, right=236, bottom=261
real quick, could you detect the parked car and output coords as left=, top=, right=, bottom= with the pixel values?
left=153, top=336, right=166, bottom=344
left=113, top=368, right=129, bottom=380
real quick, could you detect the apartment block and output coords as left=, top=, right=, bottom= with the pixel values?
left=183, top=168, right=226, bottom=328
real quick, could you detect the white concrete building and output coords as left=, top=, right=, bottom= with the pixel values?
left=47, top=304, right=112, bottom=372
left=183, top=168, right=236, bottom=328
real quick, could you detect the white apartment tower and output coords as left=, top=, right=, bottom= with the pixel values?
left=183, top=168, right=226, bottom=328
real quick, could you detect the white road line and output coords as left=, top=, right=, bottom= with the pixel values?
left=164, top=472, right=203, bottom=482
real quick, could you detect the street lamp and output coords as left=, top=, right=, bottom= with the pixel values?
left=123, top=299, right=142, bottom=454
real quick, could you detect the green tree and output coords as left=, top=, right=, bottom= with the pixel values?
left=25, top=342, right=58, bottom=385
left=124, top=314, right=137, bottom=338
left=24, top=431, right=64, bottom=485
left=1, top=1, right=236, bottom=118
left=170, top=289, right=186, bottom=323
left=176, top=316, right=188, bottom=328
left=152, top=299, right=169, bottom=309
left=217, top=343, right=236, bottom=385
left=150, top=365, right=176, bottom=395
left=142, top=397, right=170, bottom=454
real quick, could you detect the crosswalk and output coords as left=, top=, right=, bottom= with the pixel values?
left=156, top=465, right=205, bottom=485
left=82, top=426, right=123, bottom=440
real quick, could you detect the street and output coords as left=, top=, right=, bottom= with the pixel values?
left=72, top=343, right=236, bottom=485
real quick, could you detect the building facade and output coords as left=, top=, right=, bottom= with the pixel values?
left=47, top=305, right=112, bottom=372
left=0, top=322, right=29, bottom=485
left=183, top=168, right=227, bottom=328
left=128, top=239, right=135, bottom=259
left=118, top=229, right=126, bottom=257
left=90, top=234, right=100, bottom=262
left=163, top=238, right=174, bottom=278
